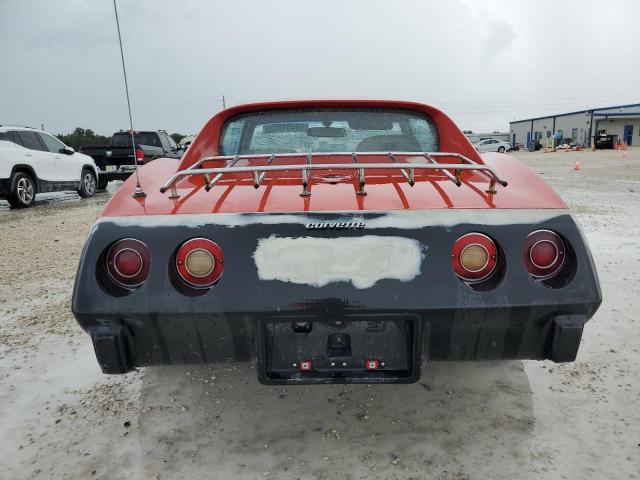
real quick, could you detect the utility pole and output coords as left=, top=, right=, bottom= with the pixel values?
left=41, top=123, right=45, bottom=131
left=222, top=95, right=226, bottom=109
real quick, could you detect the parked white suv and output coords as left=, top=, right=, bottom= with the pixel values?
left=474, top=138, right=511, bottom=153
left=0, top=126, right=99, bottom=208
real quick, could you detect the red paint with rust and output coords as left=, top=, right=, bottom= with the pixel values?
left=100, top=100, right=566, bottom=217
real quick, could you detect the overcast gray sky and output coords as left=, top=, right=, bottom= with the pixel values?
left=1, top=0, right=639, bottom=136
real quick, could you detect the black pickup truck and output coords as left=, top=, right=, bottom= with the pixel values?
left=80, top=130, right=181, bottom=189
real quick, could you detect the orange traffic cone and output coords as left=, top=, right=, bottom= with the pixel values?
left=574, top=160, right=581, bottom=171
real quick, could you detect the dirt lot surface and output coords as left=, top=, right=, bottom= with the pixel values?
left=1, top=150, right=639, bottom=480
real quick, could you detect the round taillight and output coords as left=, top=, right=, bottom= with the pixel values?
left=452, top=233, right=498, bottom=282
left=176, top=238, right=224, bottom=288
left=524, top=230, right=565, bottom=278
left=106, top=238, right=151, bottom=288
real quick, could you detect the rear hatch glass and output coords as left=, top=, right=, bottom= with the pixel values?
left=219, top=108, right=439, bottom=155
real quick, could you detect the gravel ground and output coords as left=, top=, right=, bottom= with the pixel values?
left=0, top=150, right=638, bottom=480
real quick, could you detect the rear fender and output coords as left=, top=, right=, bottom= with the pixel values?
left=11, top=164, right=40, bottom=193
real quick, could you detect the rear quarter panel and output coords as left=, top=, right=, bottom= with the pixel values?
left=71, top=152, right=99, bottom=179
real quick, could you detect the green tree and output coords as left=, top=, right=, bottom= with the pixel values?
left=56, top=128, right=110, bottom=150
left=170, top=133, right=186, bottom=145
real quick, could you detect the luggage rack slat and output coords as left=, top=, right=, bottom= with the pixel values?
left=388, top=152, right=414, bottom=186
left=422, top=152, right=460, bottom=187
left=352, top=152, right=366, bottom=195
left=300, top=153, right=312, bottom=196
left=253, top=154, right=275, bottom=188
left=159, top=151, right=508, bottom=198
left=205, top=155, right=239, bottom=192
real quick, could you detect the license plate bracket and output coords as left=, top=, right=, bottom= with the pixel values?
left=257, top=315, right=422, bottom=384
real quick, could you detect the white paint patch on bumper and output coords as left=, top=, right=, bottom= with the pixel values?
left=253, top=235, right=424, bottom=289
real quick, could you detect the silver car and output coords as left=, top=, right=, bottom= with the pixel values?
left=474, top=138, right=511, bottom=153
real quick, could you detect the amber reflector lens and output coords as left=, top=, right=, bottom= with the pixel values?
left=452, top=233, right=498, bottom=282
left=460, top=245, right=488, bottom=272
left=175, top=238, right=224, bottom=288
left=185, top=249, right=215, bottom=277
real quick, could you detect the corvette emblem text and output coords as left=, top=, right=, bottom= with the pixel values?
left=305, top=221, right=365, bottom=230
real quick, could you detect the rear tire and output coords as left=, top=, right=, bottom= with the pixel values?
left=8, top=172, right=36, bottom=208
left=78, top=169, right=96, bottom=198
left=498, top=146, right=506, bottom=153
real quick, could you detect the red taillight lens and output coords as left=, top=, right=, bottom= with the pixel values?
left=106, top=238, right=151, bottom=288
left=452, top=233, right=498, bottom=282
left=135, top=147, right=145, bottom=163
left=524, top=230, right=565, bottom=278
left=175, top=238, right=224, bottom=288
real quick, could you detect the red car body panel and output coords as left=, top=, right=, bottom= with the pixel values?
left=100, top=100, right=566, bottom=217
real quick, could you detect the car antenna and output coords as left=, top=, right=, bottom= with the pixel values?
left=113, top=0, right=145, bottom=198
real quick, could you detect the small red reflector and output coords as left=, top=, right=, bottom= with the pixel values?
left=531, top=241, right=557, bottom=268
left=105, top=238, right=151, bottom=288
left=365, top=360, right=380, bottom=370
left=114, top=249, right=142, bottom=277
left=299, top=361, right=313, bottom=371
left=524, top=230, right=566, bottom=278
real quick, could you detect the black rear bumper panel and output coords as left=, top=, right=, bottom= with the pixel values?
left=72, top=210, right=601, bottom=382
left=82, top=309, right=588, bottom=380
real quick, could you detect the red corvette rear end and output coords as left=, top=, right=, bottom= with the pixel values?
left=72, top=100, right=601, bottom=384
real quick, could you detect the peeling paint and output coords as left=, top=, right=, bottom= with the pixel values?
left=100, top=209, right=568, bottom=229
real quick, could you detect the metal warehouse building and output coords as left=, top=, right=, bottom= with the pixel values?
left=510, top=103, right=640, bottom=149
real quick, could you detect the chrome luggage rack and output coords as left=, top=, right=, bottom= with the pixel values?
left=159, top=151, right=508, bottom=198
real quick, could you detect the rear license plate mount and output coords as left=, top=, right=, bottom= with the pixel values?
left=257, top=315, right=422, bottom=384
